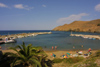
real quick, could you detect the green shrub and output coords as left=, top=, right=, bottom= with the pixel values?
left=74, top=62, right=97, bottom=67
left=97, top=24, right=100, bottom=26
left=64, top=57, right=84, bottom=64
left=85, top=62, right=97, bottom=67
left=52, top=58, right=63, bottom=63
left=95, top=50, right=100, bottom=57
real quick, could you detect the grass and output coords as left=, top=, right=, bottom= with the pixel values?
left=63, top=57, right=84, bottom=64
left=52, top=57, right=84, bottom=64
left=95, top=50, right=100, bottom=57
left=52, top=58, right=63, bottom=63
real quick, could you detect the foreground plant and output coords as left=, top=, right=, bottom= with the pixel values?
left=1, top=42, right=48, bottom=67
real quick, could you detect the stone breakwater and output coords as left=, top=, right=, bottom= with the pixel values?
left=0, top=32, right=52, bottom=39
left=70, top=34, right=100, bottom=40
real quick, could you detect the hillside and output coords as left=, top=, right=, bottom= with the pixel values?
left=53, top=19, right=100, bottom=33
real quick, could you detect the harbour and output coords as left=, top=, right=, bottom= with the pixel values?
left=0, top=31, right=52, bottom=44
left=0, top=30, right=100, bottom=50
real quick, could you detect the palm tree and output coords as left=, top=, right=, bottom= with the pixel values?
left=2, top=42, right=43, bottom=67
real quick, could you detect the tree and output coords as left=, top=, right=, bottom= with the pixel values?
left=1, top=42, right=43, bottom=67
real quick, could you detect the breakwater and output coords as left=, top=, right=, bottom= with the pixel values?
left=70, top=33, right=100, bottom=40
left=0, top=32, right=52, bottom=39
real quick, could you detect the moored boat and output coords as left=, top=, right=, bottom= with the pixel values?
left=0, top=38, right=5, bottom=44
left=4, top=37, right=17, bottom=44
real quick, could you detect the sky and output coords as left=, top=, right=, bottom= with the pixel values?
left=0, top=0, right=100, bottom=30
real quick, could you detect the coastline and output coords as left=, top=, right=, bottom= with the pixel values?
left=2, top=49, right=99, bottom=60
left=1, top=31, right=100, bottom=52
left=0, top=32, right=52, bottom=39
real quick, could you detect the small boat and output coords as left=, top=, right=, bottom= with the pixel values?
left=0, top=38, right=5, bottom=44
left=4, top=37, right=17, bottom=44
left=4, top=39, right=17, bottom=44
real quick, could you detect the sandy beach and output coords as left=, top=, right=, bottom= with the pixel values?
left=45, top=50, right=97, bottom=60
left=2, top=49, right=98, bottom=60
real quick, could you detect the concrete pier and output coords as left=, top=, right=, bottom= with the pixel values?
left=0, top=32, right=52, bottom=39
left=70, top=33, right=100, bottom=40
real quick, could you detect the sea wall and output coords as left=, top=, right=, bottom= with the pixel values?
left=0, top=32, right=52, bottom=39
left=70, top=33, right=100, bottom=40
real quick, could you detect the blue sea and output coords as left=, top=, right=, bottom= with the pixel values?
left=0, top=30, right=100, bottom=50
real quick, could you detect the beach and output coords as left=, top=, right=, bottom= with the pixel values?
left=46, top=50, right=97, bottom=60
left=1, top=48, right=100, bottom=67
left=2, top=49, right=97, bottom=60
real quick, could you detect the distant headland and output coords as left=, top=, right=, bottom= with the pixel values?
left=52, top=19, right=100, bottom=33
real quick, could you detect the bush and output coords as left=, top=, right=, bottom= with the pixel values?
left=74, top=62, right=97, bottom=67
left=86, top=62, right=97, bottom=67
left=52, top=58, right=63, bottom=63
left=64, top=57, right=84, bottom=64
left=97, top=24, right=100, bottom=26
left=95, top=50, right=100, bottom=57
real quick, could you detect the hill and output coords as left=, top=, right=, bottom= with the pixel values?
left=53, top=19, right=100, bottom=33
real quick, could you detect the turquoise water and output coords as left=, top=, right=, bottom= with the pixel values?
left=0, top=30, right=100, bottom=50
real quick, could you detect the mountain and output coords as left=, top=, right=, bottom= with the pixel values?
left=53, top=19, right=100, bottom=33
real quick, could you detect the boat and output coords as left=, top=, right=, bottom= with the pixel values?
left=4, top=39, right=17, bottom=44
left=0, top=38, right=5, bottom=44
left=4, top=37, right=17, bottom=44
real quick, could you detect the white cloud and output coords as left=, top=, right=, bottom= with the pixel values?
left=0, top=3, right=8, bottom=8
left=95, top=4, right=100, bottom=12
left=14, top=4, right=34, bottom=10
left=42, top=5, right=46, bottom=7
left=57, top=13, right=89, bottom=24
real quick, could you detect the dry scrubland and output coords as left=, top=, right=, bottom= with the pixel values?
left=53, top=19, right=100, bottom=33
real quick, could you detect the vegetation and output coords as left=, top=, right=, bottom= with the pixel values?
left=88, top=29, right=91, bottom=32
left=63, top=57, right=84, bottom=64
left=0, top=42, right=50, bottom=67
left=52, top=58, right=63, bottom=63
left=97, top=23, right=100, bottom=26
left=52, top=57, right=84, bottom=64
left=73, top=50, right=100, bottom=67
left=0, top=43, right=100, bottom=67
left=53, top=19, right=100, bottom=33
left=95, top=50, right=100, bottom=57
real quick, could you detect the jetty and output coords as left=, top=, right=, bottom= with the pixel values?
left=0, top=32, right=52, bottom=39
left=70, top=33, right=100, bottom=40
